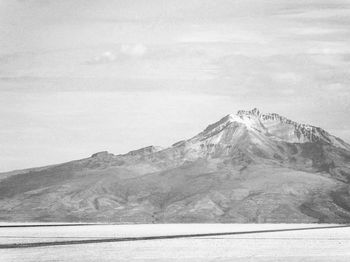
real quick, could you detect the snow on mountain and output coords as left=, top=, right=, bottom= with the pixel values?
left=236, top=108, right=349, bottom=149
left=187, top=108, right=350, bottom=150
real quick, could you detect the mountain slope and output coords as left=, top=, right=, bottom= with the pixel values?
left=0, top=108, right=350, bottom=223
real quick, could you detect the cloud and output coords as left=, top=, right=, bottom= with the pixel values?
left=120, top=44, right=147, bottom=56
left=89, top=51, right=116, bottom=64
left=87, top=44, right=147, bottom=65
left=325, top=83, right=347, bottom=91
left=273, top=72, right=302, bottom=83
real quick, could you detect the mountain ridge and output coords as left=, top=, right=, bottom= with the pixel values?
left=1, top=108, right=348, bottom=175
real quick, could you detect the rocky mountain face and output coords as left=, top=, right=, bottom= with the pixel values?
left=1, top=108, right=350, bottom=223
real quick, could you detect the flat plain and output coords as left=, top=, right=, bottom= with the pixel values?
left=1, top=224, right=350, bottom=261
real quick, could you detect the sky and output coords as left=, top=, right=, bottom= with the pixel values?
left=0, top=0, right=350, bottom=172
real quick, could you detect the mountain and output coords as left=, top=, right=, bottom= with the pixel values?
left=1, top=108, right=350, bottom=223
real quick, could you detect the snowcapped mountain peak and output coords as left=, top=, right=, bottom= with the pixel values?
left=205, top=108, right=266, bottom=131
left=198, top=108, right=350, bottom=151
left=236, top=108, right=349, bottom=148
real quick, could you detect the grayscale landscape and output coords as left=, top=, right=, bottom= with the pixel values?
left=1, top=0, right=350, bottom=261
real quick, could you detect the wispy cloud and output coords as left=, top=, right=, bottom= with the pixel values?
left=120, top=44, right=147, bottom=56
left=87, top=44, right=147, bottom=64
left=89, top=51, right=116, bottom=64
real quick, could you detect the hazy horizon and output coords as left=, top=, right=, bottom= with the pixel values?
left=1, top=0, right=350, bottom=172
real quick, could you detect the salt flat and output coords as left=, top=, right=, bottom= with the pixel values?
left=1, top=224, right=350, bottom=261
